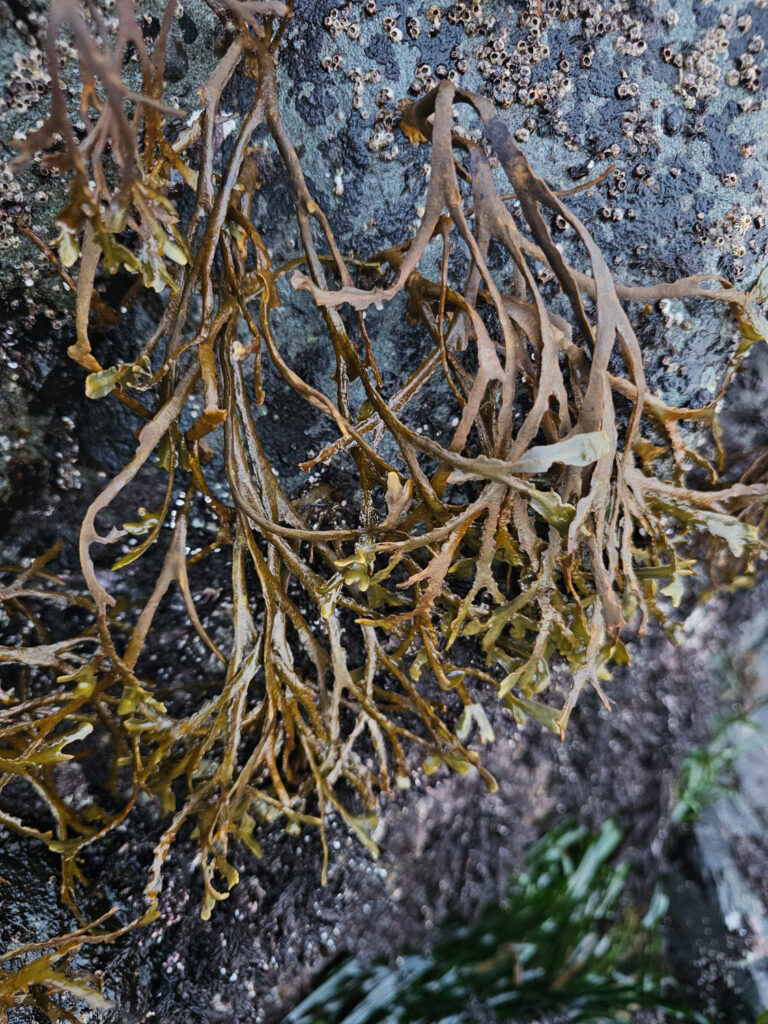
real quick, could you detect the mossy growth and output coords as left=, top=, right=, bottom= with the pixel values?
left=286, top=819, right=706, bottom=1024
left=0, top=0, right=767, bottom=989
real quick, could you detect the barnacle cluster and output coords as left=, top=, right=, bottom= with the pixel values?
left=317, top=0, right=766, bottom=194
left=1, top=8, right=768, bottom=1011
left=661, top=5, right=751, bottom=108
left=0, top=163, right=24, bottom=253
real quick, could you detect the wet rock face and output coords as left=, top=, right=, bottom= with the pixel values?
left=2, top=0, right=768, bottom=521
left=683, top=592, right=768, bottom=1018
left=1, top=1, right=768, bottom=1022
left=273, top=0, right=768, bottom=396
left=0, top=839, right=71, bottom=950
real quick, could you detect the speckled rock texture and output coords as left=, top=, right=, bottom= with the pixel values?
left=683, top=588, right=768, bottom=1015
left=1, top=0, right=768, bottom=1021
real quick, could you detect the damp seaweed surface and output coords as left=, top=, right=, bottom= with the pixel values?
left=0, top=0, right=767, bottom=1020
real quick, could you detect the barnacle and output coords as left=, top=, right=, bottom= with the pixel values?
left=1, top=1, right=767, bottom=983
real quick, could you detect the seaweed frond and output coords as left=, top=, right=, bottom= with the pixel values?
left=1, top=0, right=766, bottom=934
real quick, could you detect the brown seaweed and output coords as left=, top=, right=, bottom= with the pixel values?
left=1, top=1, right=767, bottom=972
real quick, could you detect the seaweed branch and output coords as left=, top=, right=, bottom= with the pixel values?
left=1, top=0, right=767, bottom=945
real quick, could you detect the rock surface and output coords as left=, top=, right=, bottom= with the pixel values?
left=685, top=589, right=768, bottom=1016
